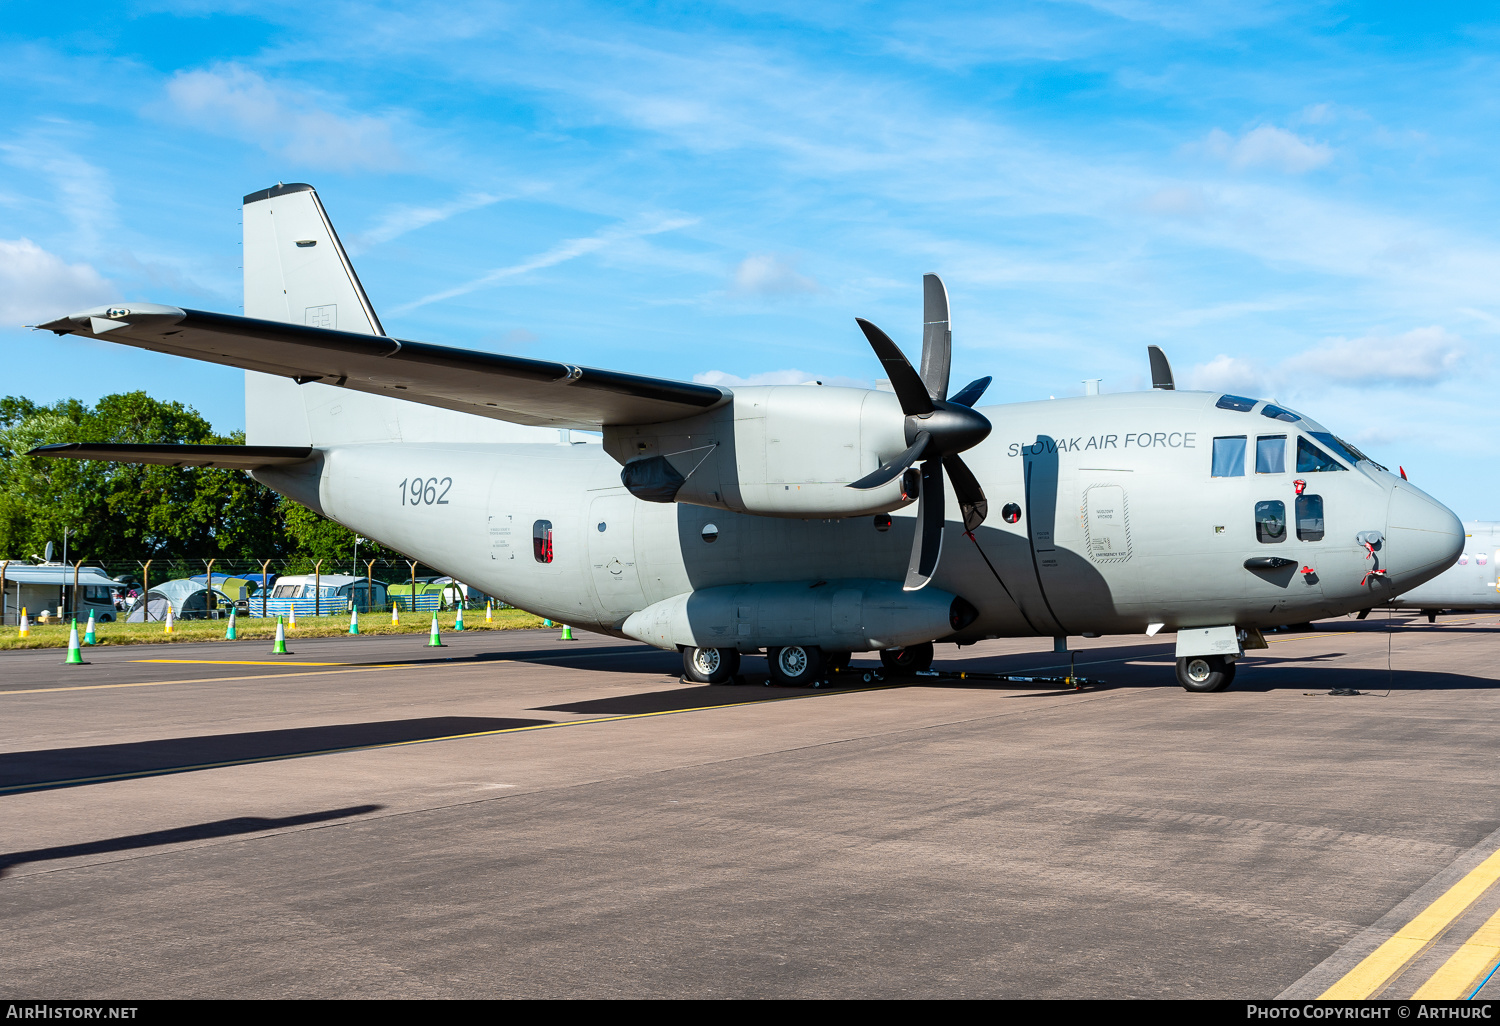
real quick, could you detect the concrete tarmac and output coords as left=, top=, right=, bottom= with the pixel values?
left=3, top=615, right=1500, bottom=998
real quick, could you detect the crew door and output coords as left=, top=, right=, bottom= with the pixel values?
left=587, top=490, right=647, bottom=623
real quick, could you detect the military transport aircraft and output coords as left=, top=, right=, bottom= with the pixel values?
left=29, top=183, right=1464, bottom=692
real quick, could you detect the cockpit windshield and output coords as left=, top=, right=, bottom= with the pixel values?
left=1260, top=404, right=1300, bottom=423
left=1310, top=431, right=1387, bottom=471
left=1215, top=395, right=1257, bottom=412
left=1297, top=436, right=1346, bottom=473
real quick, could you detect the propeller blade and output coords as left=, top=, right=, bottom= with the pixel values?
left=948, top=376, right=991, bottom=409
left=904, top=461, right=945, bottom=591
left=856, top=318, right=933, bottom=417
left=920, top=273, right=951, bottom=402
left=942, top=452, right=988, bottom=531
left=1147, top=345, right=1175, bottom=390
left=849, top=431, right=930, bottom=490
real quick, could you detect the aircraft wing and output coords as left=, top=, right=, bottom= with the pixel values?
left=37, top=305, right=729, bottom=429
left=25, top=443, right=315, bottom=468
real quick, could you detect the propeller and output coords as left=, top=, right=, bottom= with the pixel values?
left=849, top=273, right=992, bottom=591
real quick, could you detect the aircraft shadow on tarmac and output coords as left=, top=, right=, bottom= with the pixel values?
left=0, top=805, right=382, bottom=879
left=0, top=716, right=547, bottom=796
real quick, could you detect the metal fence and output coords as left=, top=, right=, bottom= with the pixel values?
left=0, top=558, right=504, bottom=625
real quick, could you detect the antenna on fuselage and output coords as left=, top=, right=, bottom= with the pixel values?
left=1147, top=345, right=1175, bottom=390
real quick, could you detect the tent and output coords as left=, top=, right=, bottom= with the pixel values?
left=126, top=578, right=234, bottom=622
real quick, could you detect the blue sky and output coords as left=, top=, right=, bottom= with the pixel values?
left=4, top=1, right=1500, bottom=513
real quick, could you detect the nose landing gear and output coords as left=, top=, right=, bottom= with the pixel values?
left=1177, top=655, right=1236, bottom=693
left=879, top=642, right=935, bottom=674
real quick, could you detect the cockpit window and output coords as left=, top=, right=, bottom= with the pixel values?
left=1260, top=404, right=1300, bottom=422
left=1212, top=436, right=1246, bottom=477
left=1311, top=431, right=1387, bottom=471
left=1256, top=435, right=1286, bottom=474
left=1216, top=395, right=1257, bottom=412
left=1297, top=436, right=1346, bottom=473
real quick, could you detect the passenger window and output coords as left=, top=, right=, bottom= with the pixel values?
left=1297, top=436, right=1346, bottom=473
left=533, top=520, right=554, bottom=563
left=1255, top=500, right=1287, bottom=543
left=1216, top=395, right=1257, bottom=412
left=1212, top=436, right=1246, bottom=477
left=1256, top=435, right=1286, bottom=474
left=1261, top=404, right=1300, bottom=422
left=1295, top=495, right=1324, bottom=541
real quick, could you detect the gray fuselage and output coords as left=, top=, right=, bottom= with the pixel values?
left=256, top=388, right=1463, bottom=648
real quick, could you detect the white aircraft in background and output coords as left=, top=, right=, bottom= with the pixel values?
left=1374, top=521, right=1500, bottom=621
left=30, top=183, right=1464, bottom=692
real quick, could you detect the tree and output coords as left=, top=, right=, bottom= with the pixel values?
left=0, top=392, right=387, bottom=569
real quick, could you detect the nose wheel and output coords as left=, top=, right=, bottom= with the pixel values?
left=880, top=642, right=934, bottom=674
left=1176, top=655, right=1236, bottom=693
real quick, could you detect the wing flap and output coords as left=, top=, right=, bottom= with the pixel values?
left=38, top=305, right=728, bottom=429
left=27, top=443, right=315, bottom=469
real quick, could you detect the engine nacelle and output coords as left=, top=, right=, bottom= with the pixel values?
left=621, top=578, right=977, bottom=653
left=603, top=385, right=909, bottom=518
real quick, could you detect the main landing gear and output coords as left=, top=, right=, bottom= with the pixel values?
left=681, top=646, right=741, bottom=684
left=1176, top=655, right=1236, bottom=693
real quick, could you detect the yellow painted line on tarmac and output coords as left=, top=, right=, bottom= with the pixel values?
left=0, top=663, right=436, bottom=697
left=1411, top=905, right=1500, bottom=999
left=1320, top=846, right=1500, bottom=999
left=0, top=686, right=890, bottom=795
left=1267, top=631, right=1357, bottom=644
left=132, top=659, right=365, bottom=667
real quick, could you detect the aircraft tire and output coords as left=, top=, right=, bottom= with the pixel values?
left=880, top=642, right=934, bottom=674
left=1177, top=655, right=1233, bottom=693
left=682, top=646, right=741, bottom=685
left=768, top=645, right=825, bottom=687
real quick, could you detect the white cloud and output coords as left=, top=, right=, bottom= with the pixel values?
left=163, top=64, right=402, bottom=170
left=1185, top=326, right=1467, bottom=396
left=731, top=253, right=819, bottom=296
left=693, top=369, right=867, bottom=387
left=0, top=139, right=116, bottom=253
left=1199, top=125, right=1333, bottom=174
left=0, top=238, right=114, bottom=324
left=390, top=215, right=698, bottom=314
left=1183, top=353, right=1267, bottom=395
left=1282, top=327, right=1465, bottom=386
left=347, top=192, right=503, bottom=254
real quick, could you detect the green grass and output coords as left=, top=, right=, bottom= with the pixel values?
left=0, top=608, right=550, bottom=649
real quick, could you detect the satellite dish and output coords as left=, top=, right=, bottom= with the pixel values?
left=44, top=541, right=53, bottom=562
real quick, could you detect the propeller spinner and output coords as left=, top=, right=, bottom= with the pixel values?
left=849, top=274, right=993, bottom=591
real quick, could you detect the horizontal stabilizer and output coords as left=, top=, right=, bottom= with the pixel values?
left=27, top=443, right=315, bottom=469
left=37, top=305, right=728, bottom=430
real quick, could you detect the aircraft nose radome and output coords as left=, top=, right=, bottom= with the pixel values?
left=1384, top=484, right=1464, bottom=589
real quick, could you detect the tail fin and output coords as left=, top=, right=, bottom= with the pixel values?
left=243, top=182, right=383, bottom=334
left=241, top=183, right=560, bottom=448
